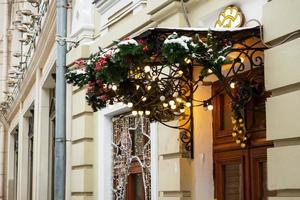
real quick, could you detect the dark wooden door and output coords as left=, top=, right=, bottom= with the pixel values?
left=212, top=70, right=272, bottom=200
left=127, top=162, right=145, bottom=200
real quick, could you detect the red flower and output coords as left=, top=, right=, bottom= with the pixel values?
left=74, top=59, right=86, bottom=69
left=99, top=95, right=108, bottom=101
left=95, top=56, right=107, bottom=72
left=137, top=39, right=145, bottom=45
left=143, top=45, right=149, bottom=52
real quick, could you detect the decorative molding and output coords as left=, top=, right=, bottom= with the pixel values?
left=95, top=0, right=147, bottom=35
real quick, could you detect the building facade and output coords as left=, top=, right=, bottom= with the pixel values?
left=0, top=0, right=299, bottom=200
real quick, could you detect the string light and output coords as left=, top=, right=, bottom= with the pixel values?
left=169, top=100, right=175, bottom=106
left=127, top=102, right=133, bottom=108
left=171, top=105, right=176, bottom=110
left=184, top=57, right=192, bottom=64
left=208, top=69, right=213, bottom=73
left=186, top=102, right=191, bottom=107
left=142, top=96, right=147, bottom=101
left=138, top=111, right=144, bottom=116
left=180, top=108, right=185, bottom=113
left=147, top=85, right=152, bottom=90
left=144, top=65, right=151, bottom=73
left=112, top=85, right=117, bottom=91
left=145, top=110, right=151, bottom=115
left=177, top=70, right=183, bottom=76
left=136, top=85, right=140, bottom=90
left=208, top=104, right=213, bottom=111
left=163, top=103, right=168, bottom=107
left=230, top=82, right=235, bottom=89
left=176, top=97, right=182, bottom=103
left=172, top=92, right=179, bottom=97
left=132, top=111, right=137, bottom=116
left=160, top=96, right=165, bottom=101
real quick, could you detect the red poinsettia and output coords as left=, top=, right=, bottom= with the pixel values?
left=95, top=56, right=107, bottom=72
left=74, top=59, right=86, bottom=69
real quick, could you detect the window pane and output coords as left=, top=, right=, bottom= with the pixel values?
left=221, top=94, right=233, bottom=130
left=224, top=164, right=242, bottom=200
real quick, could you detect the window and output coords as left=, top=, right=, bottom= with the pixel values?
left=48, top=89, right=56, bottom=200
left=12, top=128, right=19, bottom=200
left=28, top=109, right=34, bottom=200
left=112, top=115, right=151, bottom=200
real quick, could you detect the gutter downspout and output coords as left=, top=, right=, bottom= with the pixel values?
left=55, top=0, right=67, bottom=199
left=1, top=0, right=9, bottom=199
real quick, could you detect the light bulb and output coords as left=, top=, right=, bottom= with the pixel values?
left=169, top=100, right=175, bottom=106
left=177, top=70, right=183, bottom=76
left=145, top=110, right=151, bottom=115
left=127, top=102, right=133, bottom=108
left=132, top=111, right=137, bottom=116
left=208, top=104, right=213, bottom=111
left=186, top=102, right=191, bottom=107
left=208, top=69, right=213, bottom=73
left=144, top=65, right=151, bottom=73
left=160, top=96, right=165, bottom=101
left=240, top=57, right=244, bottom=63
left=142, top=96, right=147, bottom=101
left=138, top=111, right=144, bottom=116
left=172, top=92, right=178, bottom=97
left=163, top=103, right=168, bottom=108
left=184, top=57, right=191, bottom=64
left=230, top=82, right=235, bottom=89
left=147, top=85, right=152, bottom=90
left=176, top=97, right=182, bottom=103
left=112, top=85, right=117, bottom=91
left=171, top=105, right=176, bottom=110
left=180, top=108, right=185, bottom=113
left=136, top=85, right=140, bottom=90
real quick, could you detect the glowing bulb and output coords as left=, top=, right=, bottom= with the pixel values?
left=184, top=57, right=191, bottom=64
left=147, top=85, right=152, bottom=90
left=142, top=96, right=147, bottom=101
left=172, top=92, right=179, bottom=98
left=180, top=108, right=185, bottom=113
left=163, top=103, right=168, bottom=108
left=144, top=65, right=151, bottom=73
left=208, top=104, right=213, bottom=111
left=236, top=139, right=241, bottom=144
left=112, top=85, right=117, bottom=91
left=127, top=102, right=133, bottom=108
left=240, top=57, right=244, bottom=63
left=136, top=85, right=140, bottom=90
left=208, top=69, right=213, bottom=73
left=230, top=82, right=235, bottom=89
left=240, top=143, right=246, bottom=148
left=132, top=111, right=137, bottom=116
left=186, top=102, right=191, bottom=107
left=176, top=97, right=182, bottom=103
left=177, top=70, right=183, bottom=76
left=160, top=96, right=165, bottom=101
left=171, top=105, right=176, bottom=110
left=232, top=132, right=237, bottom=137
left=145, top=110, right=151, bottom=115
left=169, top=100, right=175, bottom=106
left=138, top=111, right=144, bottom=116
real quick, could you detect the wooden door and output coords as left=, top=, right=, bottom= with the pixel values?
left=212, top=70, right=273, bottom=200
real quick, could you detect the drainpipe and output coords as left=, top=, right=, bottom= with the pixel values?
left=2, top=1, right=9, bottom=199
left=55, top=0, right=67, bottom=200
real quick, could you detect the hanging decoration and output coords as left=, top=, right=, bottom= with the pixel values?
left=112, top=116, right=151, bottom=200
left=66, top=27, right=266, bottom=153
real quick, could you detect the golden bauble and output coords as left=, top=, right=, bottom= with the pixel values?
left=241, top=143, right=246, bottom=148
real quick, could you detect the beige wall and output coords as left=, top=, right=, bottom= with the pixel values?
left=263, top=0, right=300, bottom=199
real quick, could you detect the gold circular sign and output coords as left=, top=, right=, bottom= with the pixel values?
left=215, top=6, right=244, bottom=28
